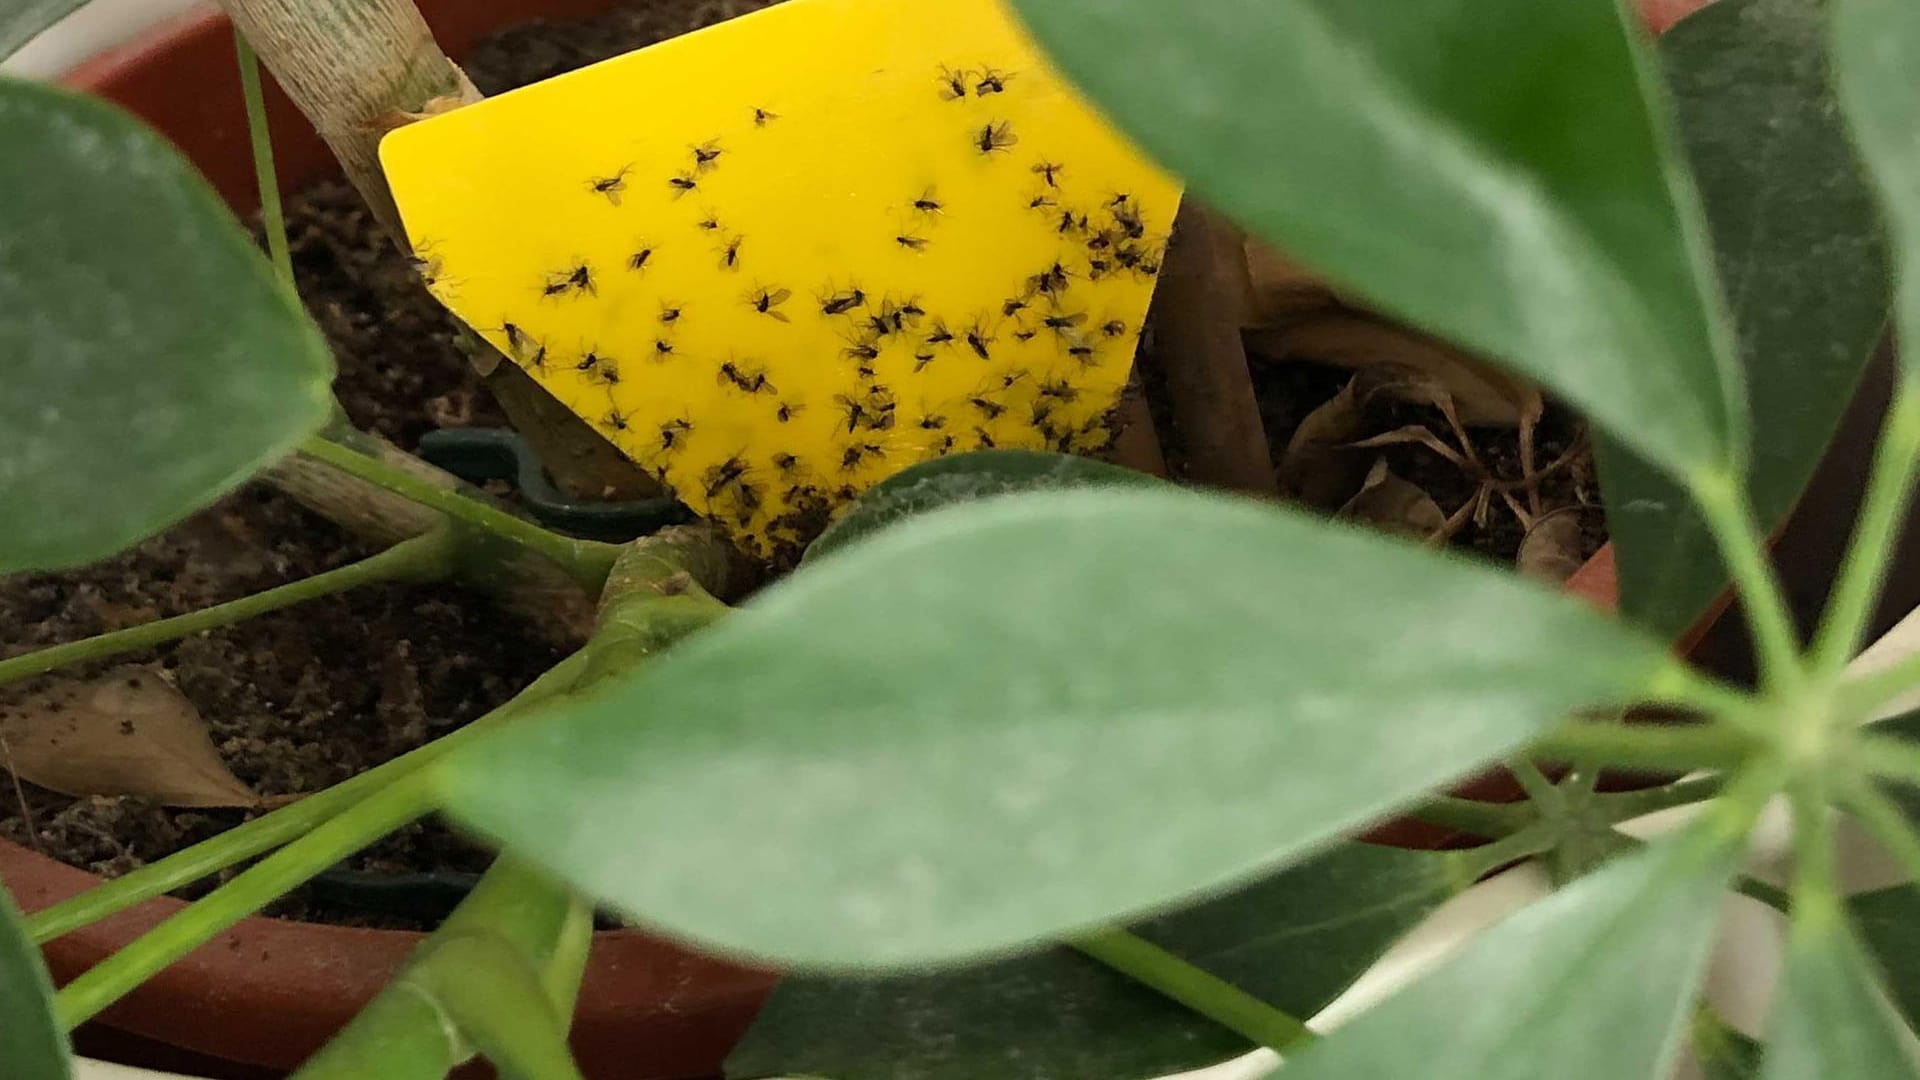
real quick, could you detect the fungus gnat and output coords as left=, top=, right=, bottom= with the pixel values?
left=1031, top=161, right=1063, bottom=188
left=748, top=285, right=792, bottom=321
left=628, top=246, right=654, bottom=272
left=976, top=120, right=1018, bottom=155
left=691, top=140, right=724, bottom=172
left=895, top=232, right=930, bottom=252
left=588, top=167, right=631, bottom=204
left=668, top=172, right=699, bottom=196
left=753, top=106, right=779, bottom=126
left=719, top=235, right=744, bottom=271
left=938, top=65, right=974, bottom=101
left=821, top=286, right=867, bottom=316
left=976, top=67, right=1012, bottom=95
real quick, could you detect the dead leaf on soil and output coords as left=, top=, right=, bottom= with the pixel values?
left=1278, top=375, right=1372, bottom=508
left=1245, top=315, right=1535, bottom=427
left=1338, top=458, right=1447, bottom=541
left=1241, top=237, right=1343, bottom=321
left=1517, top=507, right=1589, bottom=584
left=0, top=665, right=259, bottom=808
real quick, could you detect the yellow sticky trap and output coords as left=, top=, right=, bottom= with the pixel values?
left=381, top=0, right=1179, bottom=556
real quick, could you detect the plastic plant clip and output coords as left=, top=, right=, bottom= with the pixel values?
left=380, top=0, right=1180, bottom=556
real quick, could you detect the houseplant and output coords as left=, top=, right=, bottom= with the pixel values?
left=7, top=2, right=1920, bottom=1080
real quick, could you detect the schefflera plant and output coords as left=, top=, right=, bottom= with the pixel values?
left=412, top=0, right=1920, bottom=1077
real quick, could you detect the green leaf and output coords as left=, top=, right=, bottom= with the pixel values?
left=1834, top=0, right=1920, bottom=368
left=726, top=842, right=1471, bottom=1080
left=807, top=449, right=1158, bottom=563
left=1849, top=885, right=1920, bottom=1029
left=1599, top=0, right=1891, bottom=640
left=1009, top=0, right=1742, bottom=481
left=1277, top=821, right=1743, bottom=1080
left=0, top=79, right=334, bottom=575
left=0, top=0, right=88, bottom=61
left=438, top=487, right=1686, bottom=968
left=1760, top=903, right=1920, bottom=1080
left=1, top=884, right=71, bottom=1080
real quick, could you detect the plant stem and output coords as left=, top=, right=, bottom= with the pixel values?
left=1506, top=757, right=1562, bottom=807
left=1447, top=823, right=1558, bottom=884
left=233, top=28, right=293, bottom=291
left=1594, top=773, right=1726, bottom=823
left=1407, top=795, right=1534, bottom=838
left=56, top=775, right=437, bottom=1028
left=0, top=528, right=453, bottom=691
left=1690, top=470, right=1805, bottom=693
left=1857, top=733, right=1920, bottom=790
left=293, top=858, right=586, bottom=1080
left=28, top=647, right=592, bottom=943
left=299, top=434, right=620, bottom=590
left=1811, top=378, right=1920, bottom=677
left=1528, top=720, right=1761, bottom=773
left=1837, top=781, right=1920, bottom=891
left=1071, top=929, right=1316, bottom=1053
left=1733, top=874, right=1792, bottom=915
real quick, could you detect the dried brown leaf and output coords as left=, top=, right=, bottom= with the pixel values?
left=1241, top=237, right=1343, bottom=321
left=1246, top=315, right=1534, bottom=426
left=1517, top=508, right=1588, bottom=584
left=1279, top=376, right=1371, bottom=508
left=1338, top=458, right=1447, bottom=540
left=0, top=665, right=258, bottom=808
left=1346, top=424, right=1474, bottom=472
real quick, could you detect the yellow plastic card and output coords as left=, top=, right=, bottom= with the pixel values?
left=380, top=0, right=1179, bottom=556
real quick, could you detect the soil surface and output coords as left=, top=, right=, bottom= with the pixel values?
left=1, top=0, right=1601, bottom=928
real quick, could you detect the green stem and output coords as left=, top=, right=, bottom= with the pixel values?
left=1528, top=721, right=1761, bottom=773
left=1071, top=928, right=1316, bottom=1053
left=1857, top=733, right=1920, bottom=790
left=1838, top=781, right=1920, bottom=891
left=1506, top=757, right=1562, bottom=808
left=1812, top=378, right=1920, bottom=677
left=1447, top=823, right=1559, bottom=884
left=298, top=435, right=621, bottom=591
left=293, top=859, right=587, bottom=1080
left=1690, top=470, right=1805, bottom=693
left=57, top=775, right=437, bottom=1028
left=0, top=529, right=453, bottom=691
left=233, top=29, right=293, bottom=291
left=1594, top=773, right=1726, bottom=823
left=28, top=647, right=592, bottom=944
left=1840, top=653, right=1920, bottom=722
left=1407, top=795, right=1535, bottom=839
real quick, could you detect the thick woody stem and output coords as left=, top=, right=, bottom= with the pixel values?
left=216, top=0, right=472, bottom=241
left=1151, top=200, right=1278, bottom=496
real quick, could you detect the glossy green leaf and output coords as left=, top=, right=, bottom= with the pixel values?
left=1599, top=0, right=1891, bottom=640
left=1849, top=885, right=1920, bottom=1029
left=439, top=487, right=1686, bottom=968
left=1760, top=903, right=1920, bottom=1080
left=1009, top=0, right=1742, bottom=481
left=0, top=0, right=88, bottom=61
left=727, top=842, right=1476, bottom=1080
left=1835, top=0, right=1920, bottom=369
left=807, top=449, right=1157, bottom=563
left=1278, top=821, right=1743, bottom=1080
left=0, top=79, right=334, bottom=574
left=0, top=884, right=71, bottom=1080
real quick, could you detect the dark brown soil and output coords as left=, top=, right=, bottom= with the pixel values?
left=0, top=0, right=773, bottom=928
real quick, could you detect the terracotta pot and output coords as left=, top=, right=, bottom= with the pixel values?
left=7, top=0, right=1881, bottom=1076
left=4, top=7, right=776, bottom=1080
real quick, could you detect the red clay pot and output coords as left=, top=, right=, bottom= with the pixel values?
left=0, top=0, right=1780, bottom=1077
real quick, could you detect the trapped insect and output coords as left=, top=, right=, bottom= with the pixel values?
left=976, top=120, right=1018, bottom=154
left=588, top=167, right=631, bottom=204
left=748, top=285, right=793, bottom=321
